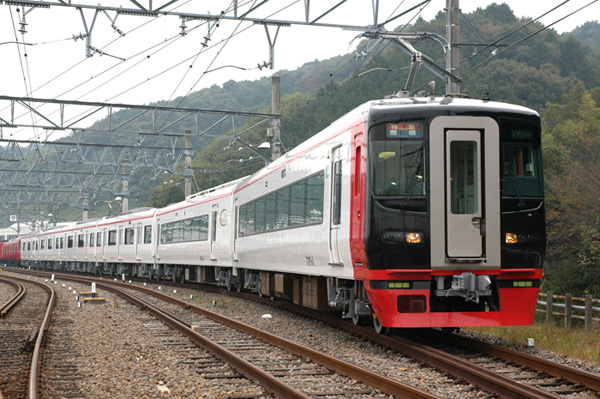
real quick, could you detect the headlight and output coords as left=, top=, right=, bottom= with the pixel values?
left=382, top=231, right=422, bottom=244
left=505, top=233, right=518, bottom=244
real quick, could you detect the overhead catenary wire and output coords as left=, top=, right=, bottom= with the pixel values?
left=409, top=0, right=597, bottom=96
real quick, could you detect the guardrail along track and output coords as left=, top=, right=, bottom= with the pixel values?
left=0, top=276, right=55, bottom=399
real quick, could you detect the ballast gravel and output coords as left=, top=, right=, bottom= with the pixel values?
left=5, top=272, right=597, bottom=398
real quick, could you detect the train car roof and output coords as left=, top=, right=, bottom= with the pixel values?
left=366, top=96, right=539, bottom=125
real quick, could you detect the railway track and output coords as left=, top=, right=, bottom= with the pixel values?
left=8, top=269, right=600, bottom=399
left=0, top=275, right=55, bottom=399
left=95, top=279, right=438, bottom=398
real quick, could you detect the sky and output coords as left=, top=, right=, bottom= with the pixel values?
left=0, top=0, right=599, bottom=142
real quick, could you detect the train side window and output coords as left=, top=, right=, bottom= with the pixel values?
left=60, top=237, right=64, bottom=249
left=255, top=197, right=266, bottom=232
left=211, top=211, right=217, bottom=242
left=276, top=187, right=290, bottom=229
left=89, top=233, right=95, bottom=247
left=68, top=236, right=74, bottom=248
left=198, top=215, right=209, bottom=240
left=48, top=239, right=52, bottom=249
left=332, top=159, right=342, bottom=226
left=144, top=226, right=152, bottom=244
left=124, top=228, right=134, bottom=245
left=78, top=234, right=85, bottom=248
left=96, top=232, right=102, bottom=247
left=108, top=230, right=117, bottom=246
left=265, top=193, right=276, bottom=230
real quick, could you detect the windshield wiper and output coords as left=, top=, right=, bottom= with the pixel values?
left=507, top=177, right=526, bottom=208
left=403, top=160, right=423, bottom=207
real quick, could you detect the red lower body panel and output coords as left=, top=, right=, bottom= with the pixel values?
left=365, top=268, right=542, bottom=328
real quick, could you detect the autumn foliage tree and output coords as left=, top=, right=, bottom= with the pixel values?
left=541, top=83, right=600, bottom=295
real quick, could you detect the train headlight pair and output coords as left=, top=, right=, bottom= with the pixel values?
left=382, top=231, right=422, bottom=244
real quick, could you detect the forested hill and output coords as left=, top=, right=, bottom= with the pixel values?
left=54, top=3, right=600, bottom=218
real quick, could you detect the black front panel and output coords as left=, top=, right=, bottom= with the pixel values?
left=365, top=119, right=430, bottom=269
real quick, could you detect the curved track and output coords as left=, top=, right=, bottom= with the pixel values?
left=0, top=275, right=55, bottom=399
left=8, top=269, right=600, bottom=399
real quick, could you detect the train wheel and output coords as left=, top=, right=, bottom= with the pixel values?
left=372, top=315, right=389, bottom=335
left=351, top=313, right=364, bottom=326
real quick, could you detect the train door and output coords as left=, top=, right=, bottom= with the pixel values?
left=430, top=116, right=500, bottom=268
left=328, top=145, right=343, bottom=265
left=210, top=204, right=218, bottom=260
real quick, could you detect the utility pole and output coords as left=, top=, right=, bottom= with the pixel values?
left=269, top=76, right=281, bottom=161
left=184, top=129, right=193, bottom=198
left=121, top=162, right=129, bottom=213
left=82, top=178, right=89, bottom=221
left=446, top=0, right=461, bottom=95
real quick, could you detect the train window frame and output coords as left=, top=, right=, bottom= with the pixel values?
left=124, top=227, right=135, bottom=245
left=159, top=215, right=209, bottom=245
left=369, top=120, right=427, bottom=200
left=67, top=236, right=74, bottom=248
left=499, top=118, right=543, bottom=198
left=238, top=170, right=324, bottom=237
left=108, top=230, right=117, bottom=246
left=144, top=225, right=152, bottom=244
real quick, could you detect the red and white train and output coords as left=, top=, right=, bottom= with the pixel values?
left=1, top=95, right=545, bottom=331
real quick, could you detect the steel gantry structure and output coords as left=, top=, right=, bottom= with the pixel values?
left=1, top=0, right=468, bottom=230
left=0, top=95, right=281, bottom=225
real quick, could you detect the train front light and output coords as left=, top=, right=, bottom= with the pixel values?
left=405, top=232, right=421, bottom=244
left=505, top=233, right=518, bottom=244
left=382, top=231, right=422, bottom=244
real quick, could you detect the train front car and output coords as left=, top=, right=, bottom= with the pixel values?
left=358, top=97, right=545, bottom=329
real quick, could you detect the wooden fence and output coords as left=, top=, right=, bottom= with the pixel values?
left=536, top=292, right=600, bottom=330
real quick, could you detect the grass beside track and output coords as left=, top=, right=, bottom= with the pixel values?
left=469, top=315, right=600, bottom=365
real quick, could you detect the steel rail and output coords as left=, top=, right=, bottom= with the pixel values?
left=438, top=331, right=600, bottom=392
left=1, top=275, right=57, bottom=399
left=0, top=276, right=26, bottom=318
left=27, top=278, right=56, bottom=399
left=110, top=281, right=440, bottom=399
left=278, top=302, right=564, bottom=399
left=94, top=281, right=312, bottom=399
left=29, top=271, right=440, bottom=399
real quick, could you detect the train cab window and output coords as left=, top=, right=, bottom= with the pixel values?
left=500, top=121, right=543, bottom=197
left=144, top=226, right=152, bottom=244
left=370, top=121, right=426, bottom=198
